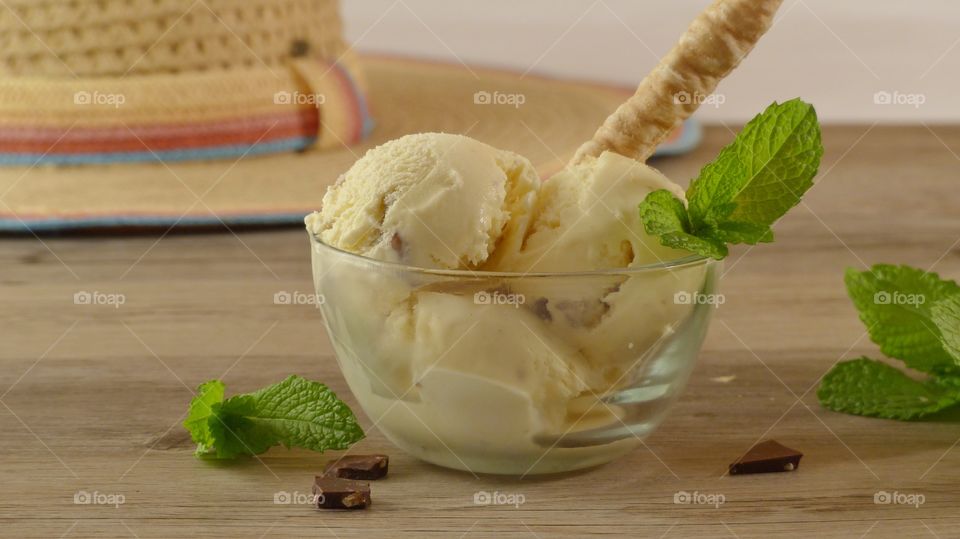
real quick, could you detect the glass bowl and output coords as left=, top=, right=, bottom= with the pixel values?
left=310, top=233, right=720, bottom=475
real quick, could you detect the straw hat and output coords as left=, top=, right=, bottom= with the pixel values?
left=0, top=0, right=700, bottom=232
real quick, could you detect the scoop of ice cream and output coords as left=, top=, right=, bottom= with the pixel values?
left=306, top=132, right=540, bottom=270
left=488, top=151, right=688, bottom=272
left=409, top=290, right=593, bottom=432
left=486, top=151, right=702, bottom=387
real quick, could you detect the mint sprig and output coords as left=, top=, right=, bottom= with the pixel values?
left=184, top=375, right=365, bottom=459
left=818, top=265, right=960, bottom=420
left=639, top=99, right=823, bottom=259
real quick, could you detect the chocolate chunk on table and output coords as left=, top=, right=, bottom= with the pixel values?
left=729, top=439, right=803, bottom=475
left=312, top=476, right=371, bottom=509
left=325, top=454, right=389, bottom=480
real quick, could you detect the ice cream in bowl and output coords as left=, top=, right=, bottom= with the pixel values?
left=307, top=0, right=822, bottom=474
left=308, top=133, right=719, bottom=474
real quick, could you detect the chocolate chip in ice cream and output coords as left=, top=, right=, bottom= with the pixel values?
left=390, top=232, right=404, bottom=257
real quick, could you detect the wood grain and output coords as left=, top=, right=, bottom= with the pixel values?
left=2, top=126, right=960, bottom=538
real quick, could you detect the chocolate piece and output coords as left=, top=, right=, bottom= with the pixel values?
left=325, top=454, right=389, bottom=480
left=729, top=439, right=802, bottom=475
left=312, top=476, right=371, bottom=509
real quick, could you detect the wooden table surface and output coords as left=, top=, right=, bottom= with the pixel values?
left=3, top=125, right=960, bottom=538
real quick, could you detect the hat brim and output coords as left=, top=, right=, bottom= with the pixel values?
left=0, top=55, right=640, bottom=232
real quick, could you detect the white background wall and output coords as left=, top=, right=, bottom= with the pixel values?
left=342, top=0, right=960, bottom=123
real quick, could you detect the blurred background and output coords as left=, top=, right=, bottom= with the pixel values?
left=344, top=0, right=959, bottom=123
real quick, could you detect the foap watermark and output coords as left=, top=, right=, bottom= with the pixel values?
left=74, top=490, right=125, bottom=508
left=274, top=91, right=326, bottom=107
left=74, top=91, right=126, bottom=108
left=873, top=291, right=925, bottom=306
left=273, top=291, right=325, bottom=307
left=74, top=290, right=125, bottom=308
left=473, top=90, right=526, bottom=108
left=473, top=490, right=526, bottom=508
left=673, top=291, right=725, bottom=306
left=474, top=290, right=525, bottom=308
left=274, top=490, right=323, bottom=506
left=873, top=91, right=925, bottom=109
left=874, top=490, right=925, bottom=508
left=673, top=90, right=725, bottom=108
left=673, top=490, right=725, bottom=508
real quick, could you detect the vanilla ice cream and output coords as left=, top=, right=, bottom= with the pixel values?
left=487, top=151, right=689, bottom=272
left=308, top=133, right=713, bottom=473
left=307, top=132, right=539, bottom=269
left=487, top=151, right=704, bottom=388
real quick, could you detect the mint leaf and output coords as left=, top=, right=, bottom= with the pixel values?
left=687, top=99, right=822, bottom=240
left=638, top=189, right=728, bottom=258
left=658, top=231, right=728, bottom=260
left=818, top=265, right=960, bottom=422
left=817, top=358, right=960, bottom=420
left=709, top=221, right=773, bottom=245
left=184, top=380, right=224, bottom=455
left=639, top=189, right=690, bottom=236
left=640, top=99, right=823, bottom=259
left=845, top=265, right=960, bottom=374
left=206, top=394, right=280, bottom=458
left=933, top=294, right=960, bottom=362
left=183, top=375, right=365, bottom=459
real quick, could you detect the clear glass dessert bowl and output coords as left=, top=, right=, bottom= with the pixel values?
left=310, top=233, right=720, bottom=475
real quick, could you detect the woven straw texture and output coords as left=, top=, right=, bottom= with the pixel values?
left=0, top=0, right=349, bottom=77
left=0, top=57, right=632, bottom=224
left=0, top=0, right=369, bottom=163
left=0, top=59, right=354, bottom=125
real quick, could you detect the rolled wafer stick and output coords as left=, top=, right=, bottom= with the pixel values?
left=571, top=0, right=783, bottom=165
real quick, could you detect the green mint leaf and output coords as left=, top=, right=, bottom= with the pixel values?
left=206, top=394, right=279, bottom=459
left=817, top=357, right=960, bottom=420
left=687, top=98, right=823, bottom=236
left=217, top=375, right=365, bottom=458
left=708, top=220, right=774, bottom=245
left=639, top=189, right=728, bottom=259
left=933, top=294, right=960, bottom=362
left=659, top=231, right=728, bottom=259
left=639, top=99, right=823, bottom=259
left=184, top=375, right=365, bottom=459
left=183, top=380, right=225, bottom=455
left=845, top=265, right=960, bottom=374
left=639, top=189, right=690, bottom=236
